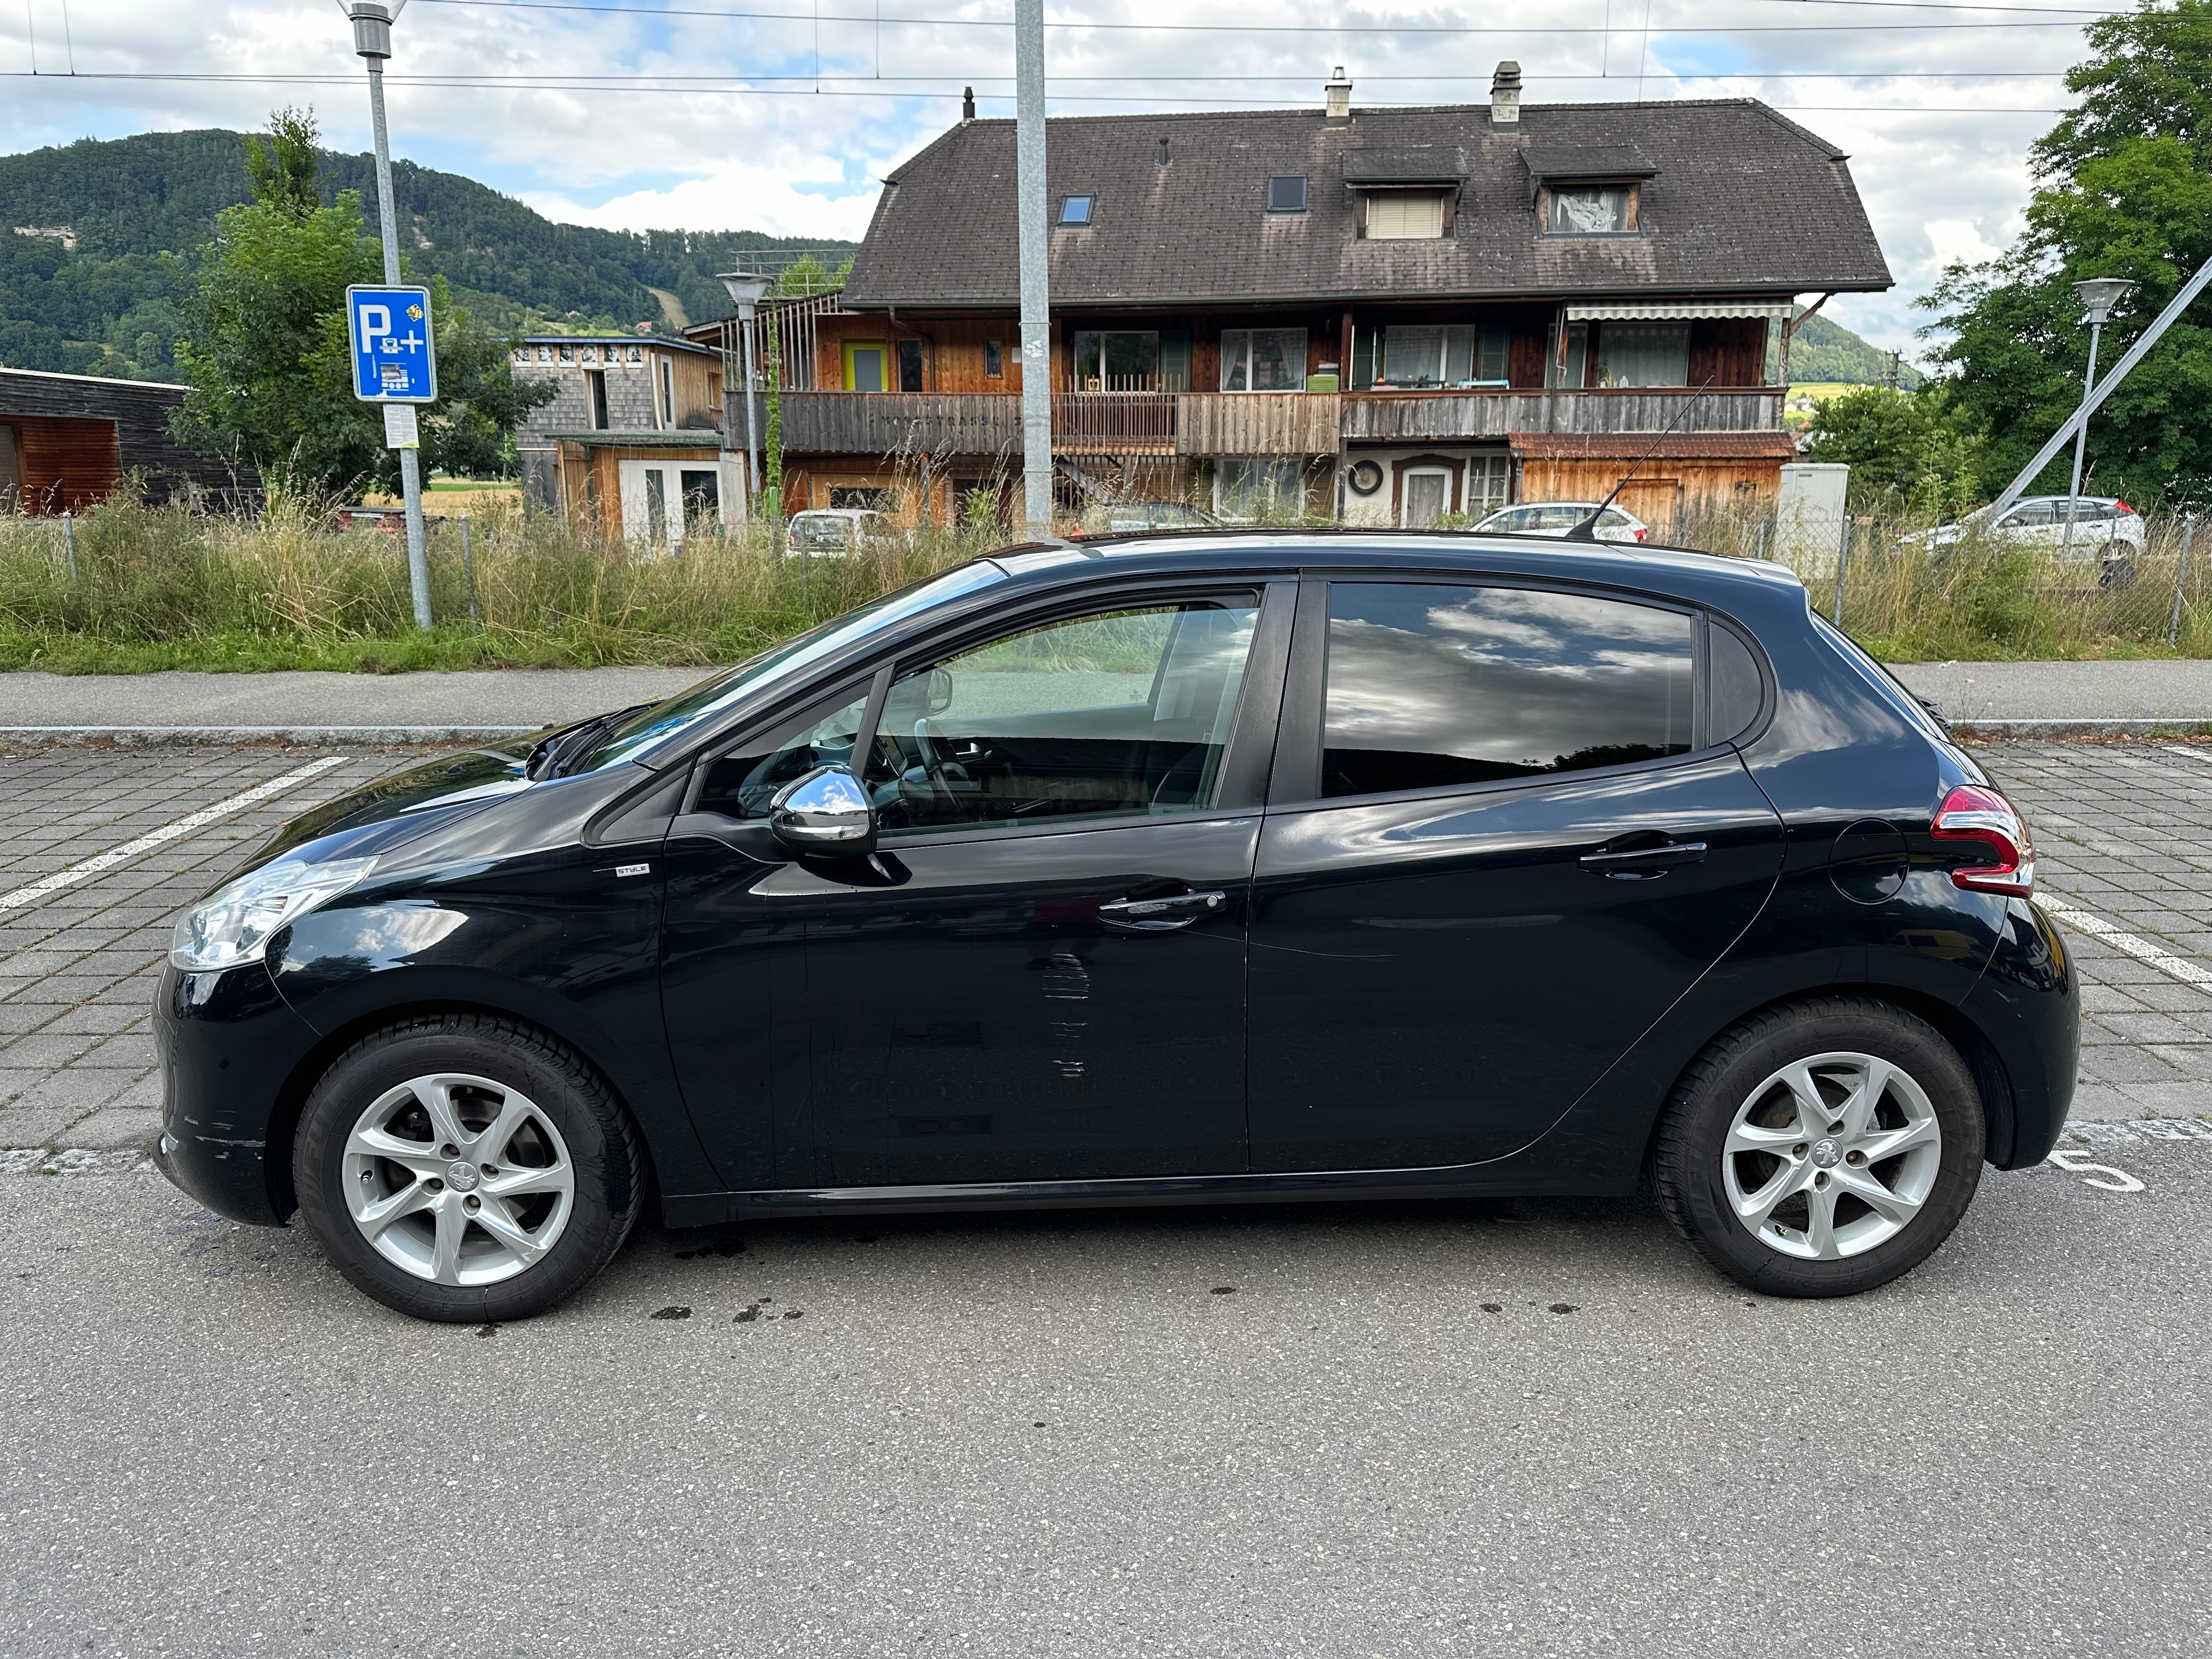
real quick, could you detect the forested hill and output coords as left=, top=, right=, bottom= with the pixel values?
left=0, top=129, right=855, bottom=380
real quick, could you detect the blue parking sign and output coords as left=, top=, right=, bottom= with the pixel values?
left=346, top=285, right=437, bottom=403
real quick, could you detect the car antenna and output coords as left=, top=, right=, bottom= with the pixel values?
left=1562, top=374, right=1718, bottom=543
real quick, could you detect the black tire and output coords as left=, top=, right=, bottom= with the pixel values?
left=1652, top=997, right=1985, bottom=1297
left=292, top=1013, right=646, bottom=1322
left=2098, top=546, right=2136, bottom=589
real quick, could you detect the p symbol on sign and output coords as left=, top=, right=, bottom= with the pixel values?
left=358, top=303, right=391, bottom=357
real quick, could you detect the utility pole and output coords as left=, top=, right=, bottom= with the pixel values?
left=2060, top=278, right=2134, bottom=555
left=1014, top=0, right=1052, bottom=539
left=341, top=0, right=432, bottom=629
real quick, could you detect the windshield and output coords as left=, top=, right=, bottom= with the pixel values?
left=571, top=560, right=1008, bottom=771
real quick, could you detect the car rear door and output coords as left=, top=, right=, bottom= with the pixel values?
left=1245, top=576, right=1786, bottom=1172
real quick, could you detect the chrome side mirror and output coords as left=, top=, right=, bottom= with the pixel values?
left=768, top=764, right=877, bottom=855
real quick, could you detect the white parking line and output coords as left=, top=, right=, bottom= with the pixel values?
left=0, top=757, right=349, bottom=916
left=2040, top=896, right=2212, bottom=990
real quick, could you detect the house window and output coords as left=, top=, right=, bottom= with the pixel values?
left=830, top=486, right=891, bottom=510
left=1466, top=453, right=1509, bottom=513
left=1365, top=191, right=1447, bottom=240
left=1267, top=175, right=1308, bottom=213
left=586, top=369, right=610, bottom=431
left=557, top=343, right=575, bottom=364
left=897, top=338, right=926, bottom=392
left=1074, top=330, right=1160, bottom=390
left=1550, top=320, right=1590, bottom=388
left=1216, top=458, right=1304, bottom=521
left=535, top=344, right=552, bottom=363
left=1219, top=328, right=1307, bottom=393
left=1547, top=185, right=1633, bottom=235
left=985, top=338, right=1003, bottom=378
left=1594, top=322, right=1690, bottom=388
left=1381, top=326, right=1473, bottom=388
left=660, top=356, right=676, bottom=426
left=1477, top=324, right=1510, bottom=382
left=1058, top=195, right=1094, bottom=225
left=580, top=345, right=599, bottom=366
left=627, top=343, right=644, bottom=364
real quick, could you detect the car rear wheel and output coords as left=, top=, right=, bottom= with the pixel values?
left=1652, top=997, right=1984, bottom=1297
left=292, top=1014, right=645, bottom=1322
left=2098, top=544, right=2136, bottom=588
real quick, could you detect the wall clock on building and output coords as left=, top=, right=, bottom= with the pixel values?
left=1346, top=459, right=1384, bottom=495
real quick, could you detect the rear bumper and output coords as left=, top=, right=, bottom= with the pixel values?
left=151, top=960, right=324, bottom=1227
left=1964, top=898, right=2079, bottom=1169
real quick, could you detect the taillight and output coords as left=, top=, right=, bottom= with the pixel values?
left=2115, top=500, right=2135, bottom=516
left=1933, top=783, right=2035, bottom=897
left=1633, top=527, right=1647, bottom=542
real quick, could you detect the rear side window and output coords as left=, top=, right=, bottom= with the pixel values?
left=1322, top=582, right=1695, bottom=798
left=1707, top=623, right=1765, bottom=742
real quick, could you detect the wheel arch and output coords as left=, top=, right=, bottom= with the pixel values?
left=261, top=998, right=659, bottom=1223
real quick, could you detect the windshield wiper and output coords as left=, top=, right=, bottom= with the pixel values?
left=525, top=702, right=658, bottom=781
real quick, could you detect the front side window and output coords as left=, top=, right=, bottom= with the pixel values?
left=695, top=689, right=868, bottom=819
left=864, top=599, right=1260, bottom=834
left=1322, top=583, right=1695, bottom=799
left=1219, top=328, right=1307, bottom=392
left=1547, top=185, right=1633, bottom=234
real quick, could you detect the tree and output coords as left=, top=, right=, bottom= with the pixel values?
left=1922, top=0, right=2212, bottom=507
left=1803, top=387, right=1986, bottom=513
left=171, top=111, right=551, bottom=494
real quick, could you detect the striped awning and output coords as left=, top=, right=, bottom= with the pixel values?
left=1564, top=302, right=1797, bottom=321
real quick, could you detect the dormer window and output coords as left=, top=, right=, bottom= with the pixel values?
left=1058, top=195, right=1094, bottom=225
left=1364, top=191, right=1448, bottom=240
left=1341, top=149, right=1465, bottom=242
left=1547, top=185, right=1634, bottom=235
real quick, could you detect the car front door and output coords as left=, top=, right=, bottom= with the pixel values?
left=1246, top=578, right=1786, bottom=1172
left=661, top=580, right=1289, bottom=1192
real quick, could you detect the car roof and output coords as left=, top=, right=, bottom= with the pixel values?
left=988, top=530, right=1804, bottom=610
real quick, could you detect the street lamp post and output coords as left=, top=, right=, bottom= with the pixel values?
left=717, top=272, right=771, bottom=528
left=335, top=0, right=432, bottom=630
left=2062, top=276, right=2136, bottom=555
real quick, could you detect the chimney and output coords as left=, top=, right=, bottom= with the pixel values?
left=1157, top=136, right=1171, bottom=167
left=1324, top=66, right=1352, bottom=124
left=1491, top=61, right=1521, bottom=125
left=961, top=85, right=975, bottom=122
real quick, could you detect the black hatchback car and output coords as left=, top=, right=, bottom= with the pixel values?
left=155, top=535, right=2075, bottom=1321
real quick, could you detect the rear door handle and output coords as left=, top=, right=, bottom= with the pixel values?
left=1099, top=889, right=1228, bottom=931
left=1579, top=840, right=1708, bottom=878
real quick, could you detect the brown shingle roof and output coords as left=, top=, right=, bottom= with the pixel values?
left=844, top=98, right=1891, bottom=311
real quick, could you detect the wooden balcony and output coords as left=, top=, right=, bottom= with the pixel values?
left=767, top=387, right=1778, bottom=459
left=772, top=390, right=1342, bottom=459
left=1341, top=388, right=1784, bottom=443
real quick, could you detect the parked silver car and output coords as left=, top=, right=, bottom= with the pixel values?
left=1908, top=496, right=2146, bottom=584
left=1470, top=501, right=1651, bottom=544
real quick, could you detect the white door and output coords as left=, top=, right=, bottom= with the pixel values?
left=618, top=460, right=678, bottom=547
left=1401, top=467, right=1451, bottom=528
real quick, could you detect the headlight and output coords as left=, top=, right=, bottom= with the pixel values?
left=170, top=856, right=377, bottom=973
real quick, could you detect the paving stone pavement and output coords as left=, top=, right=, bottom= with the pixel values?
left=0, top=740, right=2207, bottom=1158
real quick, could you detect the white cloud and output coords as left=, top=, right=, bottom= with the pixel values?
left=521, top=165, right=881, bottom=240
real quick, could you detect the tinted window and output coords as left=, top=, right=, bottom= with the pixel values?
left=1322, top=583, right=1695, bottom=798
left=695, top=689, right=868, bottom=819
left=865, top=599, right=1259, bottom=834
left=1707, top=623, right=1764, bottom=741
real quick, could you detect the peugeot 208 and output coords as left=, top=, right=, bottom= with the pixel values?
left=154, top=535, right=2076, bottom=1321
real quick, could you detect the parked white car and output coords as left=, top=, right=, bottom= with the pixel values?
left=1908, top=495, right=2146, bottom=583
left=1469, top=501, right=1650, bottom=544
left=787, top=508, right=900, bottom=555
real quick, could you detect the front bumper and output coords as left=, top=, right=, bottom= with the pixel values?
left=152, top=958, right=325, bottom=1227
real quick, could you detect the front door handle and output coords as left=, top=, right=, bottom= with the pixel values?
left=1579, top=839, right=1708, bottom=878
left=1098, top=889, right=1228, bottom=931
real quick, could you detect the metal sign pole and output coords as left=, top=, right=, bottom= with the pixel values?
left=1015, top=0, right=1053, bottom=539
left=2171, top=514, right=2199, bottom=650
left=1832, top=516, right=1850, bottom=625
left=347, top=2, right=433, bottom=630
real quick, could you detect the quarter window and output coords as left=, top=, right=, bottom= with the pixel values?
left=864, top=599, right=1261, bottom=834
left=1322, top=583, right=1695, bottom=799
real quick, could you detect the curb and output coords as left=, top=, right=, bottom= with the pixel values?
left=1949, top=718, right=2212, bottom=739
left=0, top=725, right=539, bottom=746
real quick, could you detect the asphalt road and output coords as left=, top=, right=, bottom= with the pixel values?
left=4, top=737, right=2212, bottom=1656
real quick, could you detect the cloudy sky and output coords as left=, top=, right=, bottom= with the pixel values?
left=2, top=0, right=2111, bottom=360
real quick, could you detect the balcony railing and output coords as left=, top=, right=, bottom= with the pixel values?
left=766, top=386, right=1782, bottom=459
left=1341, top=388, right=1784, bottom=442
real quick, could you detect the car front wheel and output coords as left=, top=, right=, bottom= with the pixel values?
left=1652, top=997, right=1985, bottom=1297
left=292, top=1014, right=645, bottom=1322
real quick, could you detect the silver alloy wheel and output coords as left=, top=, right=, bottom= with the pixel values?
left=341, top=1073, right=575, bottom=1286
left=1720, top=1051, right=1943, bottom=1261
